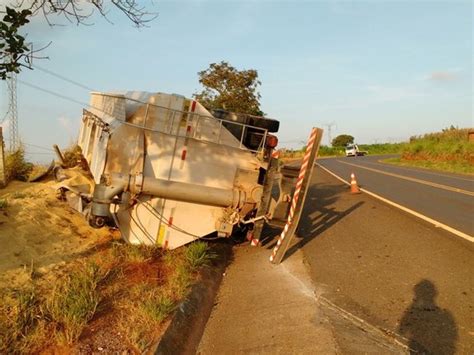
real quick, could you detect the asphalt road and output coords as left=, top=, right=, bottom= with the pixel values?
left=317, top=155, right=474, bottom=237
left=296, top=164, right=474, bottom=354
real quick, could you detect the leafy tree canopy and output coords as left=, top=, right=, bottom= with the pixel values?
left=193, top=61, right=264, bottom=116
left=332, top=134, right=354, bottom=147
left=1, top=1, right=156, bottom=79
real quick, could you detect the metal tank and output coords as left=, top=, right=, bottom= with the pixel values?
left=75, top=91, right=283, bottom=249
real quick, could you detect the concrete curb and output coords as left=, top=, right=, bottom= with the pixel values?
left=155, top=243, right=233, bottom=355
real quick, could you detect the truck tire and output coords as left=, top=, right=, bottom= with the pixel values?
left=212, top=109, right=280, bottom=133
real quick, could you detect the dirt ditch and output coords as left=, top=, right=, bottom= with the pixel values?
left=0, top=179, right=230, bottom=354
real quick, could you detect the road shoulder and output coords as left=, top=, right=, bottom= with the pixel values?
left=197, top=242, right=407, bottom=354
left=197, top=246, right=338, bottom=354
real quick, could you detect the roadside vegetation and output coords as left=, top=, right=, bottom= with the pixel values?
left=281, top=127, right=472, bottom=174
left=0, top=240, right=215, bottom=353
left=385, top=127, right=473, bottom=175
left=1, top=144, right=85, bottom=187
left=4, top=148, right=33, bottom=183
left=280, top=142, right=405, bottom=161
left=357, top=143, right=406, bottom=155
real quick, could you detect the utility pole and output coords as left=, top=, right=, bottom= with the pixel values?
left=0, top=127, right=6, bottom=187
left=4, top=46, right=32, bottom=152
left=323, top=122, right=336, bottom=146
left=6, top=72, right=19, bottom=151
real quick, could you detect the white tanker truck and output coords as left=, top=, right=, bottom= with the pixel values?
left=56, top=91, right=302, bottom=249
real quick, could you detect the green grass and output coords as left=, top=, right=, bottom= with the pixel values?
left=384, top=127, right=474, bottom=175
left=140, top=289, right=176, bottom=323
left=284, top=143, right=405, bottom=159
left=358, top=143, right=406, bottom=155
left=0, top=198, right=8, bottom=209
left=46, top=263, right=106, bottom=344
left=185, top=241, right=215, bottom=271
left=384, top=157, right=474, bottom=175
left=117, top=242, right=215, bottom=352
left=120, top=282, right=178, bottom=352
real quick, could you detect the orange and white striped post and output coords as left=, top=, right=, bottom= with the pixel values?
left=270, top=127, right=323, bottom=264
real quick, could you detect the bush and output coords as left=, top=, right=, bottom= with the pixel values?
left=4, top=148, right=33, bottom=182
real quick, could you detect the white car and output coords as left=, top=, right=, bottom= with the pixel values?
left=345, top=144, right=367, bottom=157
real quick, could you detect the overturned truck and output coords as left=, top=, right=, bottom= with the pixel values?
left=64, top=91, right=302, bottom=249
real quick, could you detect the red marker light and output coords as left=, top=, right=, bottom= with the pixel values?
left=265, top=134, right=278, bottom=148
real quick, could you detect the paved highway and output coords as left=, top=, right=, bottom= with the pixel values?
left=295, top=160, right=474, bottom=353
left=317, top=155, right=474, bottom=238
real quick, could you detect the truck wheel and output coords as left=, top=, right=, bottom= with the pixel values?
left=212, top=109, right=280, bottom=132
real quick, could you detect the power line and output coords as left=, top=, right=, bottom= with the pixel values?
left=23, top=142, right=54, bottom=151
left=32, top=64, right=96, bottom=92
left=2, top=137, right=55, bottom=152
left=18, top=80, right=118, bottom=124
left=24, top=151, right=54, bottom=155
left=18, top=79, right=90, bottom=108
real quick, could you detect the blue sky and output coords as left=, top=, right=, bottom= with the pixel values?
left=0, top=0, right=472, bottom=161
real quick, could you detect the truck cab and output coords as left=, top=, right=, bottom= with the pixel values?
left=345, top=144, right=367, bottom=157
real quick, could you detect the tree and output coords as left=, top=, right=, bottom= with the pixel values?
left=1, top=1, right=156, bottom=79
left=193, top=61, right=264, bottom=116
left=332, top=134, right=354, bottom=147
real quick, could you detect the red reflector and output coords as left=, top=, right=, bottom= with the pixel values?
left=265, top=135, right=278, bottom=148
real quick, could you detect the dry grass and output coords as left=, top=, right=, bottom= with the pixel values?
left=0, top=288, right=45, bottom=353
left=46, top=263, right=106, bottom=344
left=112, top=242, right=160, bottom=263
left=4, top=148, right=33, bottom=183
left=12, top=191, right=28, bottom=199
left=62, top=145, right=84, bottom=168
left=0, top=239, right=215, bottom=353
left=116, top=241, right=214, bottom=352
left=0, top=263, right=107, bottom=351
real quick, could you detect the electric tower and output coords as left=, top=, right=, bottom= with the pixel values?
left=6, top=72, right=19, bottom=151
left=323, top=122, right=337, bottom=146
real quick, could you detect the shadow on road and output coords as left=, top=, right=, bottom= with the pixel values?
left=262, top=182, right=364, bottom=260
left=398, top=279, right=458, bottom=354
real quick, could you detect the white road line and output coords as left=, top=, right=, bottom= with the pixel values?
left=368, top=159, right=474, bottom=182
left=316, top=163, right=474, bottom=243
left=337, top=160, right=474, bottom=197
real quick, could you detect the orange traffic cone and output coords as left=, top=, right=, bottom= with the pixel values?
left=350, top=173, right=361, bottom=194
